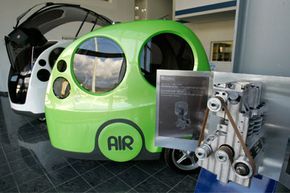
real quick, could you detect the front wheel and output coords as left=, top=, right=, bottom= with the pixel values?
left=164, top=148, right=200, bottom=174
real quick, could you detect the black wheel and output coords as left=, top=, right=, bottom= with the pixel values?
left=164, top=148, right=200, bottom=174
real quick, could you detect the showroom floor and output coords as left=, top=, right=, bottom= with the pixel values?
left=0, top=96, right=198, bottom=193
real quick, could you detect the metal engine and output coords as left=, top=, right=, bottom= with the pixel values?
left=195, top=81, right=265, bottom=187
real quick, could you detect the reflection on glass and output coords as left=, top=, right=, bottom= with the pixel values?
left=53, top=77, right=70, bottom=99
left=140, top=33, right=195, bottom=86
left=211, top=41, right=233, bottom=62
left=73, top=37, right=126, bottom=93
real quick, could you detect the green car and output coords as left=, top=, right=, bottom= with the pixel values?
left=45, top=20, right=210, bottom=172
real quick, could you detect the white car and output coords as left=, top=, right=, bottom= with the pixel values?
left=5, top=3, right=112, bottom=117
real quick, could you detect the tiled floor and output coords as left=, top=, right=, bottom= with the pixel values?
left=1, top=96, right=289, bottom=193
left=0, top=96, right=198, bottom=193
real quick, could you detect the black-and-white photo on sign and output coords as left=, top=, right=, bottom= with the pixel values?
left=156, top=70, right=212, bottom=151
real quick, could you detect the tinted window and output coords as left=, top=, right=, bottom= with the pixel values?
left=140, top=33, right=194, bottom=86
left=53, top=77, right=70, bottom=99
left=73, top=37, right=126, bottom=93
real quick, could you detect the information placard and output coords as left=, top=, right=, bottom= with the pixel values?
left=155, top=70, right=212, bottom=151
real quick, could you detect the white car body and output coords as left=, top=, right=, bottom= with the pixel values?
left=5, top=3, right=112, bottom=117
left=9, top=40, right=72, bottom=115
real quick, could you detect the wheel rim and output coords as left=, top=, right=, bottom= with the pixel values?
left=171, top=149, right=199, bottom=171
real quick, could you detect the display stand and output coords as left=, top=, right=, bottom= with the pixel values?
left=194, top=169, right=277, bottom=193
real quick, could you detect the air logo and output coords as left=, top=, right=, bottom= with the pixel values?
left=107, top=135, right=134, bottom=151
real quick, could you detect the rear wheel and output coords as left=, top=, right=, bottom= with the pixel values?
left=164, top=148, right=200, bottom=174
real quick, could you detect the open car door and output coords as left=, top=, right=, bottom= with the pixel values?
left=4, top=2, right=112, bottom=112
left=5, top=2, right=112, bottom=71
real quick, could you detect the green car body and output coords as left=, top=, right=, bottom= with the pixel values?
left=45, top=20, right=210, bottom=162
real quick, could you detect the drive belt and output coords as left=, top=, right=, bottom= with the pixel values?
left=197, top=96, right=256, bottom=174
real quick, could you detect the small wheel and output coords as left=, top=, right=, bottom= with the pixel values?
left=164, top=148, right=200, bottom=174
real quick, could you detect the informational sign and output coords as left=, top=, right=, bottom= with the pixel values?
left=155, top=70, right=212, bottom=151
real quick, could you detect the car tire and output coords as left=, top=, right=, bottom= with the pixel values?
left=164, top=148, right=200, bottom=174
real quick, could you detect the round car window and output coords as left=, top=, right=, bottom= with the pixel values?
left=53, top=77, right=70, bottom=99
left=140, top=33, right=194, bottom=86
left=73, top=37, right=126, bottom=93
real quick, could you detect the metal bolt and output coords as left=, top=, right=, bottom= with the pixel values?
left=215, top=151, right=228, bottom=162
left=234, top=163, right=250, bottom=176
left=195, top=144, right=212, bottom=160
left=207, top=97, right=222, bottom=112
left=215, top=145, right=234, bottom=163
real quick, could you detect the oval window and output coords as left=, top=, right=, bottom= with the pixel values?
left=73, top=37, right=126, bottom=93
left=140, top=33, right=194, bottom=86
left=53, top=77, right=70, bottom=99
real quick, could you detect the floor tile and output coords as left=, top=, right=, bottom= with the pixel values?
left=134, top=176, right=171, bottom=193
left=85, top=187, right=96, bottom=193
left=19, top=175, right=52, bottom=193
left=47, top=165, right=78, bottom=186
left=0, top=148, right=6, bottom=165
left=117, top=166, right=149, bottom=188
left=0, top=126, right=7, bottom=133
left=70, top=159, right=101, bottom=174
left=5, top=148, right=32, bottom=162
left=13, top=167, right=44, bottom=185
left=167, top=188, right=178, bottom=193
left=0, top=134, right=10, bottom=144
left=102, top=161, right=134, bottom=175
left=171, top=176, right=196, bottom=193
left=135, top=160, right=166, bottom=175
left=22, top=135, right=46, bottom=143
left=18, top=124, right=42, bottom=140
left=153, top=167, right=185, bottom=187
left=0, top=163, right=11, bottom=177
left=9, top=155, right=40, bottom=173
left=0, top=174, right=17, bottom=192
left=42, top=158, right=69, bottom=173
left=66, top=158, right=80, bottom=165
left=81, top=165, right=113, bottom=187
left=94, top=176, right=131, bottom=193
left=2, top=188, right=19, bottom=193
left=1, top=144, right=21, bottom=154
left=44, top=188, right=57, bottom=193
left=56, top=176, right=91, bottom=193
left=126, top=189, right=138, bottom=193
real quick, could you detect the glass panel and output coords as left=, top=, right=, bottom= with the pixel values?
left=211, top=41, right=233, bottom=62
left=140, top=33, right=194, bottom=86
left=73, top=37, right=126, bottom=93
left=53, top=77, right=70, bottom=99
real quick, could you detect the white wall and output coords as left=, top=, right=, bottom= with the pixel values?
left=147, top=0, right=172, bottom=19
left=0, top=0, right=134, bottom=92
left=174, top=0, right=236, bottom=19
left=134, top=0, right=172, bottom=20
left=185, top=14, right=235, bottom=72
left=175, top=0, right=234, bottom=11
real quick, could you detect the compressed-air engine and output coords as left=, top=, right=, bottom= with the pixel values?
left=195, top=81, right=265, bottom=187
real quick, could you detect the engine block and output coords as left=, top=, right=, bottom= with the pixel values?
left=195, top=81, right=265, bottom=187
